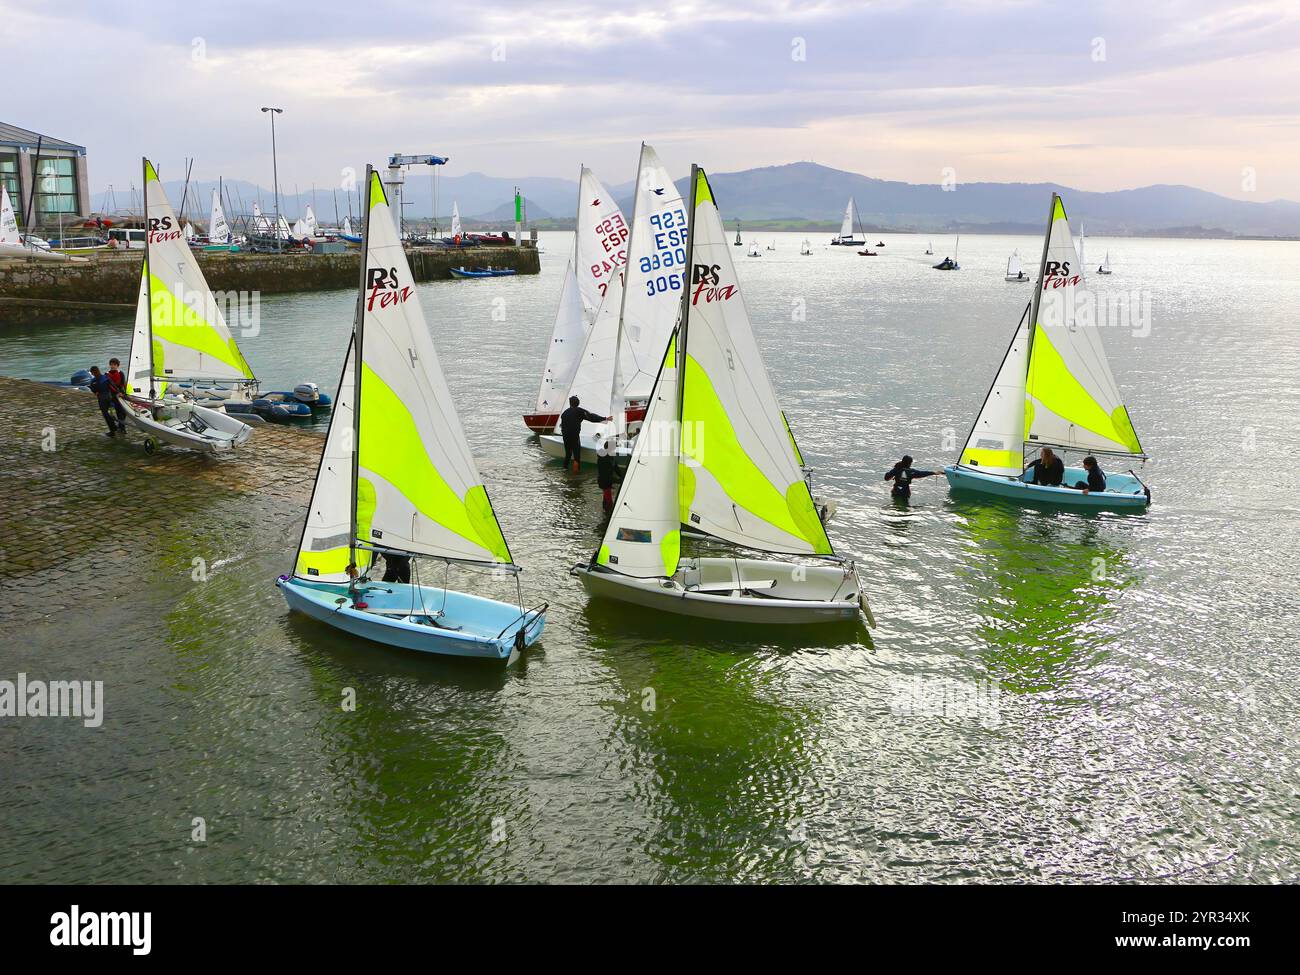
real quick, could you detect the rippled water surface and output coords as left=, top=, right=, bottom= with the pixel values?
left=4, top=232, right=1298, bottom=883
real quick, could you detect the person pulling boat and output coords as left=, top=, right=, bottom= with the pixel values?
left=884, top=455, right=942, bottom=500
left=559, top=396, right=612, bottom=473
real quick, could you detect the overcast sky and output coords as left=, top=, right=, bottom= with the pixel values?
left=8, top=0, right=1299, bottom=201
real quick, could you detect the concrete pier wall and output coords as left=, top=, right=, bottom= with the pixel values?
left=0, top=245, right=540, bottom=324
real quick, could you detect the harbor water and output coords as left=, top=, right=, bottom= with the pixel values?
left=3, top=232, right=1298, bottom=883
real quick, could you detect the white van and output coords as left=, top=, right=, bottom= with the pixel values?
left=107, top=228, right=148, bottom=249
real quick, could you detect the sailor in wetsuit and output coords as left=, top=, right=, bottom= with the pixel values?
left=1025, top=446, right=1065, bottom=486
left=1068, top=455, right=1107, bottom=495
left=884, top=455, right=942, bottom=500
left=559, top=396, right=612, bottom=473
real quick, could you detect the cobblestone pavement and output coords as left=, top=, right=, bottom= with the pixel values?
left=0, top=377, right=321, bottom=621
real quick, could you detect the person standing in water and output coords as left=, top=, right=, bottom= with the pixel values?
left=884, top=455, right=941, bottom=500
left=596, top=439, right=623, bottom=513
left=558, top=395, right=611, bottom=473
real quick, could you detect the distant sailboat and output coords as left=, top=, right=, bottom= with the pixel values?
left=1005, top=248, right=1028, bottom=282
left=1097, top=251, right=1112, bottom=275
left=747, top=239, right=761, bottom=257
left=830, top=197, right=866, bottom=246
left=943, top=193, right=1151, bottom=511
left=208, top=188, right=233, bottom=245
left=450, top=202, right=462, bottom=239
left=925, top=240, right=934, bottom=255
left=277, top=165, right=546, bottom=661
left=800, top=238, right=812, bottom=255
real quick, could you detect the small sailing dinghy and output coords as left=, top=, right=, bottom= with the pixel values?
left=121, top=158, right=255, bottom=454
left=1005, top=248, right=1028, bottom=281
left=747, top=239, right=762, bottom=257
left=278, top=167, right=546, bottom=661
left=1097, top=251, right=1112, bottom=275
left=766, top=239, right=776, bottom=251
left=800, top=239, right=812, bottom=255
left=925, top=241, right=934, bottom=255
left=831, top=197, right=866, bottom=246
left=573, top=167, right=869, bottom=626
left=539, top=144, right=684, bottom=462
left=523, top=166, right=629, bottom=433
left=944, top=194, right=1150, bottom=511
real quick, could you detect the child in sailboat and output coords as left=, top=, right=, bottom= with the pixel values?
left=1067, top=456, right=1107, bottom=494
left=884, top=456, right=942, bottom=500
left=1025, top=447, right=1064, bottom=486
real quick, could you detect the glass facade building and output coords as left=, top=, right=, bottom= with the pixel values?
left=0, top=122, right=89, bottom=227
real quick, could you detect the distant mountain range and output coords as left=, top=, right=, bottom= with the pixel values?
left=107, top=162, right=1299, bottom=238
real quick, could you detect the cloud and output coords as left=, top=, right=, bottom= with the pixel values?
left=6, top=0, right=1300, bottom=200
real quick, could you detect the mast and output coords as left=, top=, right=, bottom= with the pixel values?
left=676, top=165, right=701, bottom=428
left=1025, top=193, right=1056, bottom=376
left=348, top=165, right=374, bottom=576
left=610, top=144, right=646, bottom=433
left=142, top=156, right=155, bottom=399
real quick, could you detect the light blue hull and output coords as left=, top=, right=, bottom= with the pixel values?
left=944, top=465, right=1150, bottom=512
left=277, top=577, right=545, bottom=661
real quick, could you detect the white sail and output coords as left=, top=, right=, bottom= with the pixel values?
left=1026, top=196, right=1142, bottom=455
left=1007, top=250, right=1023, bottom=278
left=342, top=215, right=353, bottom=236
left=294, top=336, right=361, bottom=581
left=958, top=303, right=1031, bottom=476
left=277, top=213, right=292, bottom=239
left=678, top=170, right=831, bottom=556
left=839, top=198, right=856, bottom=239
left=127, top=158, right=256, bottom=396
left=450, top=202, right=461, bottom=238
left=292, top=218, right=309, bottom=240
left=350, top=169, right=513, bottom=565
left=209, top=189, right=230, bottom=243
left=0, top=185, right=18, bottom=245
left=596, top=330, right=682, bottom=578
left=252, top=202, right=271, bottom=233
left=533, top=258, right=589, bottom=414
left=183, top=222, right=195, bottom=240
left=304, top=205, right=319, bottom=237
left=575, top=167, right=629, bottom=317
left=614, top=143, right=688, bottom=403
left=562, top=269, right=624, bottom=419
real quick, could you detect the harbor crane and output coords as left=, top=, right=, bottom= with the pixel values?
left=383, top=153, right=448, bottom=235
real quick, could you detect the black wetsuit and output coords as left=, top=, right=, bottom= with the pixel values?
left=884, top=463, right=937, bottom=499
left=381, top=553, right=411, bottom=584
left=559, top=405, right=605, bottom=468
left=596, top=452, right=622, bottom=490
left=1071, top=465, right=1107, bottom=492
left=89, top=374, right=125, bottom=433
left=1026, top=456, right=1065, bottom=486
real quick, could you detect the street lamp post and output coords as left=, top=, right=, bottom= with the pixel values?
left=260, top=107, right=283, bottom=252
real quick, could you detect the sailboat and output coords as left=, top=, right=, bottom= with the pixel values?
left=120, top=158, right=256, bottom=454
left=1005, top=248, right=1028, bottom=282
left=925, top=240, right=934, bottom=255
left=766, top=239, right=776, bottom=251
left=747, top=239, right=761, bottom=257
left=277, top=166, right=547, bottom=660
left=339, top=214, right=360, bottom=243
left=830, top=197, right=866, bottom=246
left=538, top=145, right=682, bottom=460
left=523, top=165, right=630, bottom=434
left=0, top=186, right=86, bottom=263
left=1097, top=251, right=1112, bottom=275
left=572, top=166, right=869, bottom=626
left=800, top=238, right=812, bottom=255
left=944, top=193, right=1151, bottom=511
left=202, top=187, right=238, bottom=251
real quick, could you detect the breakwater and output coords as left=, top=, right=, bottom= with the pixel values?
left=0, top=245, right=540, bottom=324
